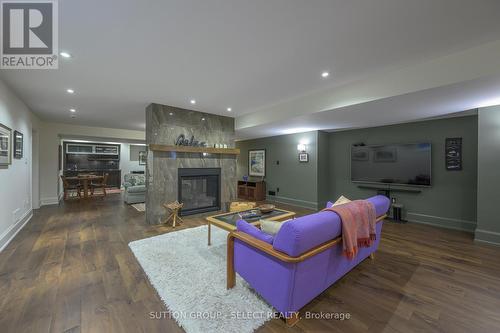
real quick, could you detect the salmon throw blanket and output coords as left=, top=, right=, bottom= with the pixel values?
left=322, top=200, right=377, bottom=259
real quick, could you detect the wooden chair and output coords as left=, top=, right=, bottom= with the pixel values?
left=61, top=176, right=82, bottom=200
left=90, top=173, right=109, bottom=197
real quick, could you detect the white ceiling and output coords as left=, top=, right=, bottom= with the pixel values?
left=2, top=0, right=500, bottom=136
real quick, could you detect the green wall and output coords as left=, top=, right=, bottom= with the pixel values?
left=317, top=131, right=331, bottom=208
left=328, top=115, right=478, bottom=232
left=476, top=106, right=500, bottom=244
left=237, top=115, right=478, bottom=232
left=236, top=131, right=319, bottom=209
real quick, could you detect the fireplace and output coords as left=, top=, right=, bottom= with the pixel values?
left=178, top=168, right=221, bottom=216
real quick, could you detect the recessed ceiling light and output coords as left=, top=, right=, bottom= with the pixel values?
left=69, top=108, right=76, bottom=113
left=201, top=117, right=206, bottom=121
left=321, top=71, right=329, bottom=78
left=169, top=112, right=173, bottom=116
left=66, top=88, right=75, bottom=94
left=60, top=52, right=72, bottom=58
left=227, top=107, right=232, bottom=112
left=190, top=99, right=196, bottom=105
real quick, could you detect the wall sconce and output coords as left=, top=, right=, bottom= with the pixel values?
left=297, top=143, right=307, bottom=152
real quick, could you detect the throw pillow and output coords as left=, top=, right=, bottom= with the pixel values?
left=334, top=195, right=352, bottom=206
left=326, top=195, right=352, bottom=208
left=236, top=220, right=274, bottom=244
left=260, top=219, right=286, bottom=236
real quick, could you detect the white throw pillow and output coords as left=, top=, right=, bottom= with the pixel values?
left=260, top=219, right=287, bottom=236
left=333, top=195, right=352, bottom=206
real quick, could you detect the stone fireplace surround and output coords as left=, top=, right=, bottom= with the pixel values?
left=145, top=103, right=237, bottom=225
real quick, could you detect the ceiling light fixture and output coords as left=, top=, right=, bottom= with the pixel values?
left=201, top=117, right=206, bottom=121
left=69, top=108, right=76, bottom=113
left=321, top=71, right=329, bottom=78
left=227, top=107, right=232, bottom=112
left=169, top=112, right=173, bottom=116
left=66, top=88, right=75, bottom=94
left=190, top=99, right=196, bottom=105
left=60, top=52, right=72, bottom=58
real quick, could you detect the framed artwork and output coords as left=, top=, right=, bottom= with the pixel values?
left=299, top=152, right=309, bottom=163
left=445, top=137, right=462, bottom=171
left=139, top=151, right=147, bottom=165
left=14, top=131, right=23, bottom=159
left=0, top=123, right=12, bottom=166
left=248, top=149, right=266, bottom=177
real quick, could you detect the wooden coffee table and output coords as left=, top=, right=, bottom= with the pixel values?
left=206, top=208, right=295, bottom=245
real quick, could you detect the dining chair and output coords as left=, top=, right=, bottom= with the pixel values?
left=90, top=173, right=109, bottom=197
left=61, top=175, right=82, bottom=200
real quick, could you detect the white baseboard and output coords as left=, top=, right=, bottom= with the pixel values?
left=268, top=195, right=317, bottom=210
left=474, top=229, right=500, bottom=246
left=0, top=210, right=33, bottom=252
left=40, top=196, right=60, bottom=206
left=406, top=212, right=476, bottom=233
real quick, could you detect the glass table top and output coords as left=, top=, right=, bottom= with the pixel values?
left=212, top=208, right=290, bottom=226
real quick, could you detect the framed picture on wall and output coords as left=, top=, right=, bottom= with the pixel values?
left=139, top=151, right=147, bottom=165
left=0, top=123, right=12, bottom=166
left=299, top=152, right=309, bottom=163
left=14, top=131, right=23, bottom=159
left=248, top=149, right=266, bottom=177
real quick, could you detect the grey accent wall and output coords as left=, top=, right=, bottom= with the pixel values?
left=236, top=131, right=319, bottom=209
left=328, top=115, right=478, bottom=232
left=146, top=104, right=237, bottom=224
left=476, top=106, right=500, bottom=245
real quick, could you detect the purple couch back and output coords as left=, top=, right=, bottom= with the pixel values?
left=273, top=195, right=390, bottom=257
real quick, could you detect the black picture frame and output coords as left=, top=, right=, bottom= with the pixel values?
left=299, top=152, right=309, bottom=163
left=139, top=151, right=147, bottom=165
left=248, top=149, right=266, bottom=177
left=0, top=123, right=12, bottom=166
left=445, top=137, right=462, bottom=171
left=14, top=130, right=23, bottom=159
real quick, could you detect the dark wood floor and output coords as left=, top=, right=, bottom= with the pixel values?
left=1, top=194, right=499, bottom=333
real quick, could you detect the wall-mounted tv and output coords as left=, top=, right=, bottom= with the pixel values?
left=351, top=143, right=431, bottom=186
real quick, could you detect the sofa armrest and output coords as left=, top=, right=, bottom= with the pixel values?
left=227, top=215, right=386, bottom=288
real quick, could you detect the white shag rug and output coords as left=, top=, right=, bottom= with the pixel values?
left=129, top=226, right=274, bottom=333
left=131, top=203, right=146, bottom=212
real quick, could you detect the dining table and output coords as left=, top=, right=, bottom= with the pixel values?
left=65, top=174, right=104, bottom=199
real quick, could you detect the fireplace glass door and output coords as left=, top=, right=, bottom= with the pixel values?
left=178, top=168, right=221, bottom=215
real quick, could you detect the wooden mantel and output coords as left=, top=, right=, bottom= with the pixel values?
left=149, top=144, right=240, bottom=155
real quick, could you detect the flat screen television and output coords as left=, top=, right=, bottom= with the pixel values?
left=351, top=143, right=431, bottom=186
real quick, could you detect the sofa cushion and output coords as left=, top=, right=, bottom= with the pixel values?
left=127, top=185, right=146, bottom=193
left=236, top=220, right=274, bottom=244
left=124, top=174, right=146, bottom=187
left=273, top=195, right=390, bottom=257
left=273, top=211, right=342, bottom=257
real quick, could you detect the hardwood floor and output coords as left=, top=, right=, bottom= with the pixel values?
left=0, top=194, right=499, bottom=333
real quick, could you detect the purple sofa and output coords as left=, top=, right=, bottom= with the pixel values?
left=227, top=195, right=390, bottom=324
